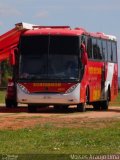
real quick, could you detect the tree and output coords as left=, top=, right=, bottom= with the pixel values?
left=0, top=60, right=12, bottom=87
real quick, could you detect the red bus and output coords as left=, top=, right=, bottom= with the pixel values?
left=5, top=25, right=118, bottom=112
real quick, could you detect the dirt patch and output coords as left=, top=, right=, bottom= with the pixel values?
left=0, top=106, right=120, bottom=130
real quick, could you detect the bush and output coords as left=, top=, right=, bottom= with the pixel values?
left=0, top=60, right=12, bottom=87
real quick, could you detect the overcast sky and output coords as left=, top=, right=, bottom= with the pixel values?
left=0, top=0, right=120, bottom=75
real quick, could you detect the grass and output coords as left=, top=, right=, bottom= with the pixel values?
left=0, top=121, right=120, bottom=157
left=0, top=90, right=5, bottom=104
left=0, top=91, right=120, bottom=159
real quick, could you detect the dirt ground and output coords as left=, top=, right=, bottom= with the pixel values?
left=0, top=105, right=120, bottom=130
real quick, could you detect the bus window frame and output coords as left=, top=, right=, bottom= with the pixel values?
left=102, top=39, right=108, bottom=62
left=111, top=41, right=117, bottom=63
left=107, top=40, right=113, bottom=62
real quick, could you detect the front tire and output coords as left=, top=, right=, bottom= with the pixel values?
left=5, top=99, right=18, bottom=108
left=77, top=103, right=86, bottom=112
left=93, top=102, right=101, bottom=111
left=54, top=105, right=69, bottom=111
left=28, top=105, right=37, bottom=113
left=77, top=87, right=89, bottom=112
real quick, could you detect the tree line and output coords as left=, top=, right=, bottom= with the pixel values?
left=0, top=60, right=12, bottom=87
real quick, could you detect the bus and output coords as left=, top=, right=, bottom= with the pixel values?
left=5, top=25, right=118, bottom=112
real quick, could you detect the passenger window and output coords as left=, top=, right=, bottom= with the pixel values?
left=87, top=37, right=92, bottom=59
left=97, top=39, right=103, bottom=60
left=102, top=40, right=107, bottom=61
left=92, top=38, right=98, bottom=59
left=112, top=42, right=117, bottom=63
left=81, top=35, right=87, bottom=46
left=107, top=41, right=112, bottom=62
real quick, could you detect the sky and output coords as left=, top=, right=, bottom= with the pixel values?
left=0, top=0, right=120, bottom=75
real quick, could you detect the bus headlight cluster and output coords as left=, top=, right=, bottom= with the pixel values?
left=65, top=83, right=78, bottom=94
left=18, top=84, right=30, bottom=94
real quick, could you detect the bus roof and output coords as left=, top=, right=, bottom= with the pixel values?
left=0, top=22, right=117, bottom=61
left=22, top=25, right=117, bottom=41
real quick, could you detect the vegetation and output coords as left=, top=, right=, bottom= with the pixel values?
left=0, top=121, right=119, bottom=157
left=0, top=91, right=120, bottom=159
left=0, top=90, right=5, bottom=103
left=0, top=60, right=12, bottom=87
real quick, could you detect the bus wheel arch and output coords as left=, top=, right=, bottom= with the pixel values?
left=77, top=85, right=89, bottom=112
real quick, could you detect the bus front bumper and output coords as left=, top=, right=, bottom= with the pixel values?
left=17, top=84, right=80, bottom=105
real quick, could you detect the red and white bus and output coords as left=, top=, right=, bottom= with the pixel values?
left=4, top=23, right=118, bottom=112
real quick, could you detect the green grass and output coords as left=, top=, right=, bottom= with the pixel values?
left=0, top=90, right=5, bottom=103
left=0, top=121, right=120, bottom=156
left=0, top=91, right=120, bottom=159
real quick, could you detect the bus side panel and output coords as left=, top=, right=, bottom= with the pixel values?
left=87, top=61, right=104, bottom=102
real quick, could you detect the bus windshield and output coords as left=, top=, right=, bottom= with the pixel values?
left=19, top=35, right=80, bottom=81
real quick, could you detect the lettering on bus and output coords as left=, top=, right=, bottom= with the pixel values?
left=93, top=89, right=101, bottom=100
left=33, top=83, right=61, bottom=87
left=88, top=67, right=102, bottom=75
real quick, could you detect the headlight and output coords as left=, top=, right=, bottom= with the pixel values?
left=18, top=84, right=30, bottom=94
left=65, top=83, right=78, bottom=94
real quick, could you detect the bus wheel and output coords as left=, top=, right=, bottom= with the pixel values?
left=62, top=105, right=69, bottom=110
left=77, top=103, right=86, bottom=112
left=5, top=99, right=18, bottom=108
left=54, top=105, right=69, bottom=111
left=93, top=102, right=101, bottom=111
left=28, top=105, right=37, bottom=113
left=101, top=101, right=109, bottom=111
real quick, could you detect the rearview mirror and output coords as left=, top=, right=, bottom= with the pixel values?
left=9, top=48, right=18, bottom=66
left=80, top=43, right=88, bottom=65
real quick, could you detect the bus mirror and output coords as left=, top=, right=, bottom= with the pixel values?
left=81, top=43, right=88, bottom=65
left=9, top=49, right=16, bottom=66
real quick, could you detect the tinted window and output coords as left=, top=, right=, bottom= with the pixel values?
left=112, top=42, right=117, bottom=63
left=81, top=35, right=87, bottom=45
left=107, top=41, right=112, bottom=62
left=19, top=35, right=80, bottom=81
left=20, top=36, right=49, bottom=55
left=97, top=39, right=103, bottom=60
left=102, top=40, right=107, bottom=61
left=92, top=38, right=98, bottom=59
left=49, top=36, right=79, bottom=55
left=87, top=37, right=92, bottom=59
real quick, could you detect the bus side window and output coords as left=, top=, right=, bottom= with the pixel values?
left=97, top=39, right=103, bottom=60
left=92, top=38, right=98, bottom=59
left=112, top=41, right=117, bottom=63
left=81, top=35, right=87, bottom=45
left=102, top=40, right=108, bottom=61
left=87, top=37, right=92, bottom=59
left=107, top=41, right=112, bottom=62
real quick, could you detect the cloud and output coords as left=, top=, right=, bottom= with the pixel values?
left=0, top=21, right=3, bottom=26
left=35, top=10, right=49, bottom=18
left=0, top=5, right=22, bottom=17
